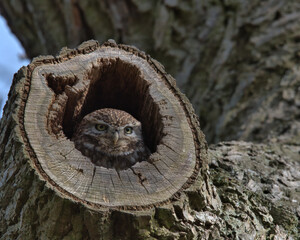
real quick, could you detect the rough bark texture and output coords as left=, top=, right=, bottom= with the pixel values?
left=0, top=0, right=299, bottom=239
left=0, top=42, right=298, bottom=240
left=209, top=141, right=299, bottom=238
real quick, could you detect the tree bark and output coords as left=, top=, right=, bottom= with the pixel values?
left=0, top=40, right=298, bottom=240
left=0, top=0, right=299, bottom=239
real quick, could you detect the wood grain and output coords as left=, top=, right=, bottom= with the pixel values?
left=20, top=40, right=206, bottom=210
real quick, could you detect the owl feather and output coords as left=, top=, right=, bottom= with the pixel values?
left=73, top=108, right=150, bottom=170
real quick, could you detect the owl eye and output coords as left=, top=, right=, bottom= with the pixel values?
left=95, top=124, right=108, bottom=131
left=124, top=126, right=133, bottom=134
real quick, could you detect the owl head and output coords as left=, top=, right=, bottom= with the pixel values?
left=73, top=108, right=144, bottom=157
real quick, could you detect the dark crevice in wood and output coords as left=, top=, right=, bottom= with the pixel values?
left=127, top=171, right=136, bottom=190
left=110, top=174, right=116, bottom=189
left=173, top=205, right=185, bottom=221
left=91, top=167, right=96, bottom=186
left=0, top=121, right=12, bottom=163
left=46, top=74, right=79, bottom=94
left=130, top=167, right=149, bottom=194
left=149, top=161, right=177, bottom=190
left=161, top=142, right=182, bottom=157
left=116, top=169, right=122, bottom=183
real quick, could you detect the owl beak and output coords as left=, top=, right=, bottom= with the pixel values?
left=113, top=131, right=119, bottom=145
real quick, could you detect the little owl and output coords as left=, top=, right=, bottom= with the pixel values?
left=73, top=108, right=150, bottom=170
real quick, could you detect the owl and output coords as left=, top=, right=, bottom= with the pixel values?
left=72, top=108, right=150, bottom=170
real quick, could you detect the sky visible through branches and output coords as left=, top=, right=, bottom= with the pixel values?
left=0, top=16, right=29, bottom=118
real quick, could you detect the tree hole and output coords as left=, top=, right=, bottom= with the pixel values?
left=46, top=58, right=163, bottom=156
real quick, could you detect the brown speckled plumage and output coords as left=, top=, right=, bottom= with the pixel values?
left=72, top=108, right=150, bottom=170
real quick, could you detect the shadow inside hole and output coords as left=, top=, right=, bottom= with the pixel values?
left=76, top=59, right=162, bottom=153
left=46, top=59, right=164, bottom=169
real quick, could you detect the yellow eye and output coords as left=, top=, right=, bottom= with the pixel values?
left=124, top=126, right=133, bottom=134
left=95, top=124, right=108, bottom=131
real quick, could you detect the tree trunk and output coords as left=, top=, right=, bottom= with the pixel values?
left=1, top=0, right=299, bottom=144
left=19, top=40, right=209, bottom=210
left=0, top=0, right=299, bottom=239
left=0, top=40, right=298, bottom=240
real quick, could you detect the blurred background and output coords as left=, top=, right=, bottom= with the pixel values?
left=0, top=16, right=29, bottom=117
left=0, top=1, right=299, bottom=144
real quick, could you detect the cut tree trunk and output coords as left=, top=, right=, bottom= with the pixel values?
left=0, top=40, right=215, bottom=239
left=0, top=41, right=298, bottom=240
left=19, top=39, right=207, bottom=210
